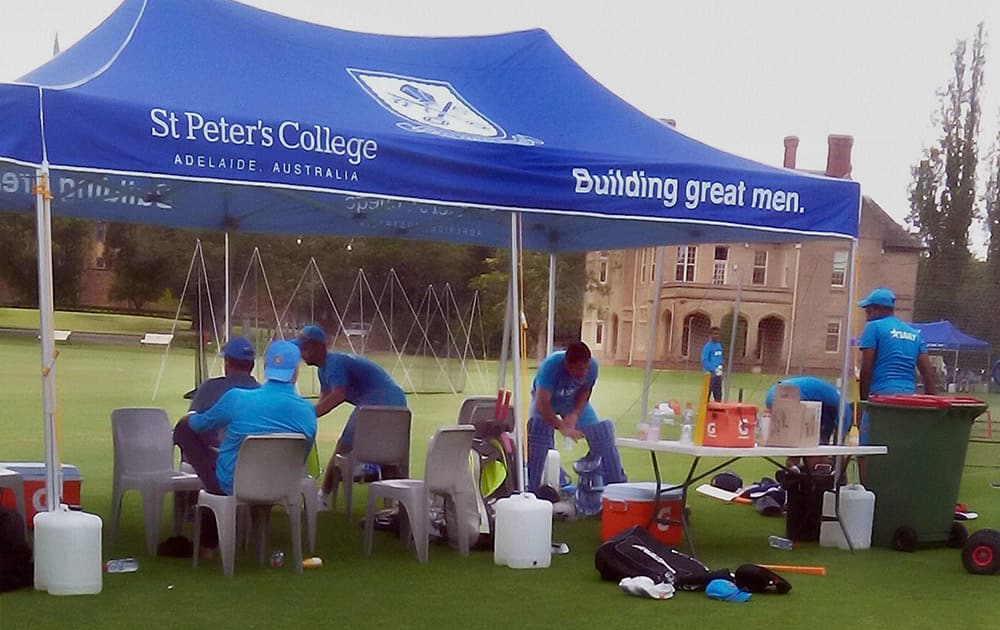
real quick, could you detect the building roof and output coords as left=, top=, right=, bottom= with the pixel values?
left=862, top=197, right=922, bottom=251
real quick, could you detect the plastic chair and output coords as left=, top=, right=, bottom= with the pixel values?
left=331, top=406, right=411, bottom=520
left=0, top=467, right=27, bottom=537
left=457, top=396, right=515, bottom=432
left=301, top=475, right=318, bottom=554
left=363, top=425, right=476, bottom=562
left=110, top=408, right=203, bottom=555
left=192, top=434, right=308, bottom=577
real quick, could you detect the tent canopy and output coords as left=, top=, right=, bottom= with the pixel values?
left=0, top=0, right=860, bottom=252
left=912, top=321, right=991, bottom=353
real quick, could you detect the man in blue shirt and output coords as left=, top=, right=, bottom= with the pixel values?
left=527, top=341, right=626, bottom=492
left=857, top=287, right=937, bottom=441
left=701, top=327, right=724, bottom=402
left=765, top=375, right=850, bottom=472
left=180, top=340, right=316, bottom=552
left=173, top=336, right=260, bottom=489
left=765, top=376, right=845, bottom=445
left=295, top=324, right=408, bottom=507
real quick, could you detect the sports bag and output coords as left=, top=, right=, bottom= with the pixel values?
left=595, top=525, right=723, bottom=590
left=0, top=506, right=33, bottom=592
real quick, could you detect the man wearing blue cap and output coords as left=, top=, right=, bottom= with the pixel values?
left=295, top=324, right=408, bottom=509
left=857, top=287, right=937, bottom=441
left=173, top=336, right=260, bottom=485
left=188, top=336, right=260, bottom=413
left=179, top=340, right=317, bottom=554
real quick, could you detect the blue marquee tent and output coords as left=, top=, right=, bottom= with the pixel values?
left=0, top=0, right=860, bottom=252
left=912, top=321, right=991, bottom=352
left=0, top=0, right=863, bottom=510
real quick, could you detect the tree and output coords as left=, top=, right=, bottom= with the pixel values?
left=908, top=23, right=985, bottom=323
left=0, top=211, right=92, bottom=307
left=980, top=122, right=1000, bottom=351
left=105, top=223, right=189, bottom=311
left=470, top=250, right=586, bottom=358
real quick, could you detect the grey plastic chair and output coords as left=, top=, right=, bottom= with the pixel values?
left=331, top=406, right=411, bottom=520
left=0, top=467, right=27, bottom=536
left=300, top=475, right=319, bottom=554
left=110, top=407, right=203, bottom=555
left=363, top=425, right=476, bottom=562
left=457, top=396, right=514, bottom=431
left=192, top=434, right=308, bottom=577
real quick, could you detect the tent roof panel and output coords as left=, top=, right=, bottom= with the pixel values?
left=0, top=0, right=860, bottom=251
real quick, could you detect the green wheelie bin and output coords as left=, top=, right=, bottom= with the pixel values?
left=863, top=394, right=989, bottom=551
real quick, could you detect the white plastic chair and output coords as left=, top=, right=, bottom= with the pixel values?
left=110, top=408, right=203, bottom=555
left=331, top=406, right=411, bottom=520
left=192, top=434, right=308, bottom=577
left=363, top=425, right=476, bottom=562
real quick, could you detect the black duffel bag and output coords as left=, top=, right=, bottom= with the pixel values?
left=595, top=525, right=726, bottom=590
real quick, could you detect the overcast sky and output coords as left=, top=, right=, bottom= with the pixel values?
left=2, top=0, right=1000, bottom=249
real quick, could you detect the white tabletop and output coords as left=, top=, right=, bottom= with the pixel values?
left=616, top=438, right=887, bottom=458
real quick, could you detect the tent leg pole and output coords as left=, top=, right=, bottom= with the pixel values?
left=546, top=254, right=556, bottom=356
left=498, top=279, right=512, bottom=392
left=35, top=165, right=60, bottom=512
left=640, top=247, right=666, bottom=422
left=509, top=213, right=525, bottom=495
left=834, top=239, right=859, bottom=485
left=725, top=267, right=743, bottom=402
left=225, top=232, right=230, bottom=341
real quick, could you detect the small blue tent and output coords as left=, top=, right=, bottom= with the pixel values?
left=911, top=321, right=991, bottom=353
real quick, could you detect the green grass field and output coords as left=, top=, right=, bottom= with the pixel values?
left=1, top=324, right=999, bottom=629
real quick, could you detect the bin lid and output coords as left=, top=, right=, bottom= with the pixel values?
left=602, top=481, right=682, bottom=502
left=867, top=394, right=952, bottom=408
left=868, top=394, right=987, bottom=410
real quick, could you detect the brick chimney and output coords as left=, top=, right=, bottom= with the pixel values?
left=825, top=134, right=854, bottom=178
left=783, top=136, right=799, bottom=168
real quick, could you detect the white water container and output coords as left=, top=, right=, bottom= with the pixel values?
left=541, top=449, right=561, bottom=489
left=34, top=505, right=103, bottom=595
left=819, top=484, right=875, bottom=550
left=493, top=493, right=552, bottom=569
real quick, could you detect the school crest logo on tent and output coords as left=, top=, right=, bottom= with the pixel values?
left=347, top=69, right=541, bottom=146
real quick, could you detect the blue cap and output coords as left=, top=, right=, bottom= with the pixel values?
left=295, top=324, right=327, bottom=346
left=264, top=340, right=300, bottom=383
left=858, top=288, right=895, bottom=308
left=220, top=336, right=255, bottom=360
left=705, top=579, right=751, bottom=603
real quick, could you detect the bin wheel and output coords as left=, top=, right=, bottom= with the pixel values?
left=963, top=529, right=1000, bottom=574
left=948, top=522, right=969, bottom=548
left=891, top=525, right=919, bottom=552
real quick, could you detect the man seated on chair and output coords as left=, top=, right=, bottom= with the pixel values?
left=294, top=324, right=408, bottom=510
left=527, top=341, right=627, bottom=492
left=176, top=340, right=317, bottom=556
left=175, top=335, right=260, bottom=453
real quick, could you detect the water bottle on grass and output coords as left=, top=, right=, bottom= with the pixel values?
left=105, top=558, right=139, bottom=573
